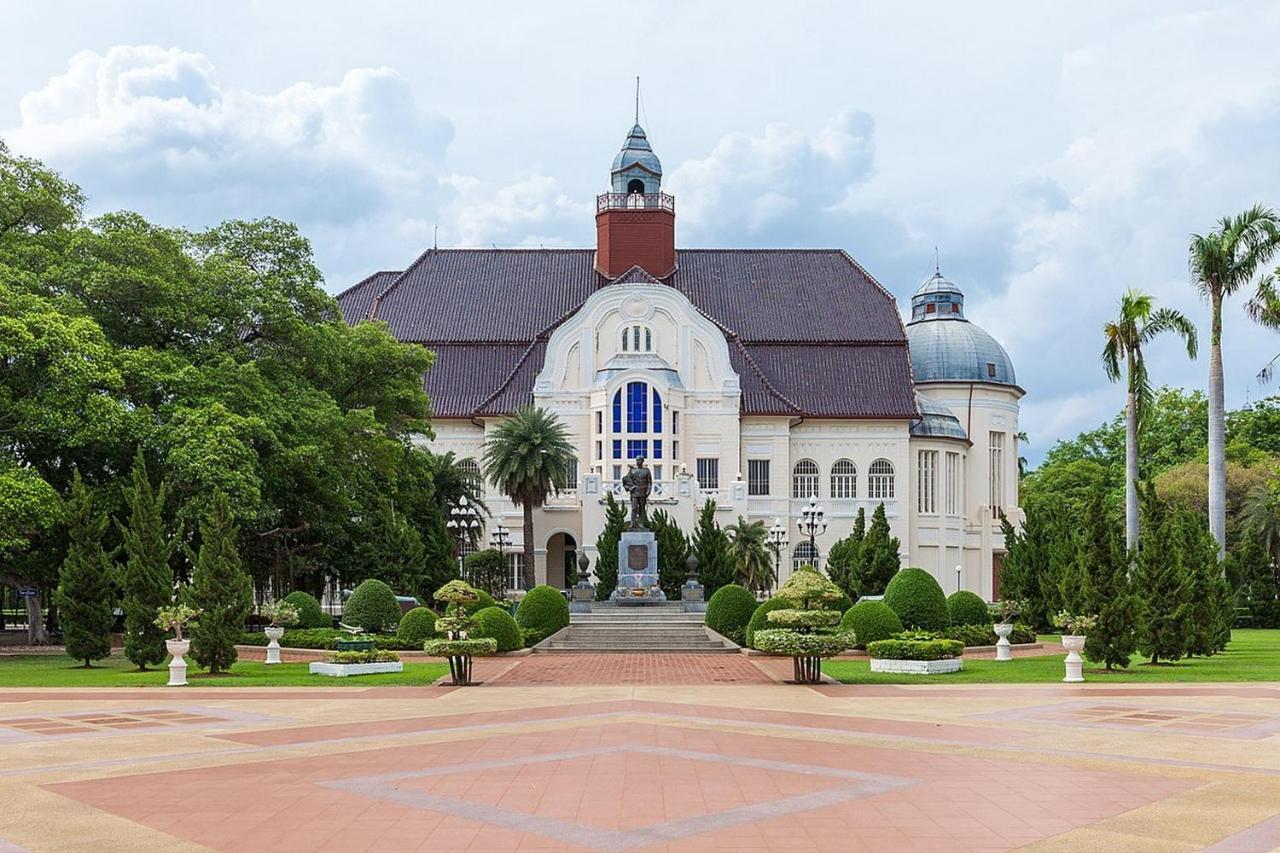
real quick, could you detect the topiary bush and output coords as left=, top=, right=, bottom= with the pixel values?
left=343, top=579, right=402, bottom=633
left=463, top=588, right=497, bottom=615
left=515, top=585, right=569, bottom=641
left=839, top=600, right=904, bottom=649
left=746, top=596, right=793, bottom=649
left=946, top=591, right=990, bottom=628
left=705, top=584, right=758, bottom=645
left=283, top=591, right=330, bottom=629
left=883, top=568, right=949, bottom=631
left=397, top=606, right=440, bottom=645
left=470, top=606, right=522, bottom=652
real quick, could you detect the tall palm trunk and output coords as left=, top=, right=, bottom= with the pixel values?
left=1208, top=294, right=1226, bottom=559
left=1124, top=385, right=1139, bottom=550
left=522, top=505, right=536, bottom=590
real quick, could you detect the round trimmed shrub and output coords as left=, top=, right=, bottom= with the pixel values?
left=396, top=606, right=440, bottom=644
left=840, top=600, right=904, bottom=649
left=746, top=596, right=793, bottom=649
left=283, top=591, right=330, bottom=629
left=463, top=588, right=498, bottom=615
left=343, top=579, right=402, bottom=633
left=830, top=588, right=854, bottom=615
left=883, top=568, right=949, bottom=632
left=470, top=606, right=522, bottom=652
left=946, top=591, right=991, bottom=628
left=515, top=585, right=569, bottom=639
left=705, top=584, right=758, bottom=645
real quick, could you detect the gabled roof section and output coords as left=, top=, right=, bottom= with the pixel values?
left=334, top=270, right=399, bottom=326
left=610, top=265, right=664, bottom=286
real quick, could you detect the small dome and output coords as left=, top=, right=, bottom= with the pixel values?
left=910, top=393, right=968, bottom=441
left=906, top=269, right=1017, bottom=386
left=610, top=124, right=663, bottom=193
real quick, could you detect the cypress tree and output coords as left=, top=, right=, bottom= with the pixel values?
left=857, top=503, right=901, bottom=595
left=186, top=493, right=252, bottom=674
left=1078, top=492, right=1138, bottom=670
left=1135, top=505, right=1191, bottom=665
left=826, top=507, right=865, bottom=600
left=1227, top=536, right=1279, bottom=628
left=56, top=472, right=115, bottom=667
left=117, top=452, right=174, bottom=670
left=691, top=499, right=733, bottom=596
left=593, top=492, right=626, bottom=601
left=1178, top=513, right=1229, bottom=657
left=649, top=509, right=689, bottom=599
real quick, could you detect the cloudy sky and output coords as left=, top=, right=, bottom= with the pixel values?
left=4, top=1, right=1280, bottom=463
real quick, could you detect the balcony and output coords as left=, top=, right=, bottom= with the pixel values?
left=596, top=192, right=675, bottom=213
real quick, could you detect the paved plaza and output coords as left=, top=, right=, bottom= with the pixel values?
left=1, top=663, right=1279, bottom=852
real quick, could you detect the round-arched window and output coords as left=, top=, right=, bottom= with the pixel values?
left=609, top=381, right=664, bottom=481
left=620, top=324, right=653, bottom=353
left=791, top=459, right=819, bottom=500
left=868, top=459, right=895, bottom=500
left=831, top=459, right=856, bottom=499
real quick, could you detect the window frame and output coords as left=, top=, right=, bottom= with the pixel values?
left=830, top=459, right=857, bottom=499
left=747, top=459, right=771, bottom=496
left=868, top=458, right=895, bottom=501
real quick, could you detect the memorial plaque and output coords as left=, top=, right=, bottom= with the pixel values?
left=627, top=544, right=648, bottom=570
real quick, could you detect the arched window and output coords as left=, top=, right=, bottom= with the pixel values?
left=791, top=459, right=819, bottom=500
left=792, top=541, right=818, bottom=572
left=610, top=381, right=663, bottom=479
left=868, top=459, right=895, bottom=500
left=459, top=458, right=483, bottom=495
left=830, top=459, right=856, bottom=499
left=620, top=324, right=653, bottom=353
left=627, top=178, right=645, bottom=194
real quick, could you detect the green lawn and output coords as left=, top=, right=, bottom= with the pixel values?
left=0, top=653, right=449, bottom=687
left=822, top=628, right=1280, bottom=684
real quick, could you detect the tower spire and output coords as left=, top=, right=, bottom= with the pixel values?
left=934, top=245, right=940, bottom=275
left=635, top=76, right=640, bottom=125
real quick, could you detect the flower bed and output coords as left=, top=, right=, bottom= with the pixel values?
left=308, top=649, right=403, bottom=677
left=866, top=634, right=964, bottom=675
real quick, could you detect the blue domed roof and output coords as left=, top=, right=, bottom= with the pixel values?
left=612, top=124, right=663, bottom=175
left=910, top=393, right=968, bottom=440
left=906, top=270, right=1017, bottom=386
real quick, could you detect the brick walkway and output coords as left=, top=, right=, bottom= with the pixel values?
left=3, top=683, right=1280, bottom=851
left=481, top=653, right=778, bottom=685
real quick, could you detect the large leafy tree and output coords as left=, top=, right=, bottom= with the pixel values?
left=55, top=472, right=114, bottom=667
left=1188, top=206, right=1280, bottom=557
left=117, top=452, right=175, bottom=670
left=726, top=516, right=772, bottom=594
left=1101, top=289, right=1197, bottom=548
left=482, top=406, right=573, bottom=590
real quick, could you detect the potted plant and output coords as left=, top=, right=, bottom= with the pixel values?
left=749, top=568, right=853, bottom=684
left=259, top=600, right=300, bottom=665
left=1052, top=610, right=1098, bottom=683
left=989, top=598, right=1026, bottom=662
left=154, top=604, right=200, bottom=687
left=423, top=580, right=497, bottom=686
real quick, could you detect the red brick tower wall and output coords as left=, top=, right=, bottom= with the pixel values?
left=595, top=208, right=676, bottom=279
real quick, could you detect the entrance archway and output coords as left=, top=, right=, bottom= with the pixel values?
left=545, top=532, right=578, bottom=589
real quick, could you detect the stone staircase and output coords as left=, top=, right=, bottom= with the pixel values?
left=536, top=603, right=737, bottom=653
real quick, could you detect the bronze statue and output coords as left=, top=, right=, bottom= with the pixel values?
left=621, top=457, right=653, bottom=530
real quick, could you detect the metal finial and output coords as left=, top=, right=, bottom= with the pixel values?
left=934, top=246, right=940, bottom=275
left=635, top=76, right=640, bottom=125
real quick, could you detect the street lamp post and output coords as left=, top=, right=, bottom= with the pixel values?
left=489, top=523, right=512, bottom=590
left=766, top=518, right=788, bottom=595
left=797, top=494, right=827, bottom=570
left=446, top=495, right=481, bottom=580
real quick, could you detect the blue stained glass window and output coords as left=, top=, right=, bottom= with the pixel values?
left=626, top=382, right=647, bottom=433
left=653, top=440, right=663, bottom=459
left=612, top=390, right=622, bottom=432
left=627, top=440, right=648, bottom=459
left=652, top=389, right=662, bottom=432
left=612, top=440, right=622, bottom=459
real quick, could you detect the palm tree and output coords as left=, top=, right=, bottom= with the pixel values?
left=1241, top=484, right=1280, bottom=569
left=1189, top=206, right=1280, bottom=558
left=1102, top=289, right=1198, bottom=549
left=1250, top=276, right=1280, bottom=384
left=482, top=407, right=574, bottom=589
left=726, top=516, right=772, bottom=595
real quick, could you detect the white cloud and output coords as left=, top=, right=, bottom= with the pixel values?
left=447, top=173, right=592, bottom=248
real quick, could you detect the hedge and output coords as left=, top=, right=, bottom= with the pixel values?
left=515, top=585, right=569, bottom=640
left=940, top=622, right=1038, bottom=647
left=324, top=650, right=401, bottom=664
left=424, top=637, right=498, bottom=657
left=883, top=568, right=949, bottom=631
left=865, top=637, right=964, bottom=661
left=746, top=596, right=793, bottom=648
left=343, top=579, right=402, bottom=633
left=766, top=609, right=841, bottom=629
left=946, top=591, right=990, bottom=628
left=705, top=584, right=758, bottom=645
left=283, top=591, right=330, bottom=629
left=752, top=629, right=854, bottom=657
left=397, top=607, right=441, bottom=645
left=839, top=600, right=903, bottom=649
left=239, top=628, right=421, bottom=651
left=470, top=606, right=522, bottom=652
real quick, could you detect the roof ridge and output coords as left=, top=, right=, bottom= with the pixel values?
left=370, top=248, right=442, bottom=320
left=333, top=269, right=399, bottom=304
left=473, top=292, right=595, bottom=412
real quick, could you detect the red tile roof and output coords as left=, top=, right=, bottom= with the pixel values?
left=338, top=249, right=918, bottom=419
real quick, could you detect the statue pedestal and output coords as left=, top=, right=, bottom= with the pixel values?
left=611, top=530, right=666, bottom=606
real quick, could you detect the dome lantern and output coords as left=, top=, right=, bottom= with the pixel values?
left=905, top=267, right=1018, bottom=387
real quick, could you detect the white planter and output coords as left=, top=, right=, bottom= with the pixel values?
left=165, top=638, right=190, bottom=687
left=994, top=623, right=1013, bottom=662
left=1062, top=634, right=1086, bottom=683
left=308, top=661, right=404, bottom=678
left=869, top=657, right=963, bottom=675
left=264, top=626, right=285, bottom=665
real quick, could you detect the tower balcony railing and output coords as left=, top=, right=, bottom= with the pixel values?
left=596, top=192, right=675, bottom=213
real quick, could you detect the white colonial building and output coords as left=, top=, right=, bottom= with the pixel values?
left=338, top=119, right=1024, bottom=600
